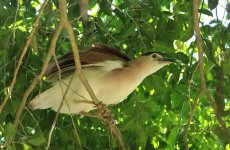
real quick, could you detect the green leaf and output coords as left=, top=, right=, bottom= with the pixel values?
left=143, top=75, right=164, bottom=92
left=182, top=101, right=190, bottom=114
left=68, top=0, right=80, bottom=20
left=122, top=23, right=136, bottom=38
left=154, top=41, right=175, bottom=53
left=27, top=132, right=45, bottom=146
left=199, top=8, right=213, bottom=16
left=167, top=128, right=179, bottom=149
left=174, top=52, right=189, bottom=64
left=170, top=91, right=183, bottom=109
left=206, top=71, right=214, bottom=81
left=175, top=84, right=188, bottom=95
left=0, top=29, right=11, bottom=52
left=138, top=130, right=148, bottom=149
left=204, top=60, right=215, bottom=75
left=59, top=129, right=69, bottom=144
left=114, top=8, right=125, bottom=22
left=208, top=0, right=219, bottom=10
left=6, top=146, right=16, bottom=150
left=180, top=24, right=194, bottom=42
left=120, top=117, right=136, bottom=131
left=223, top=61, right=230, bottom=76
left=175, top=3, right=188, bottom=12
left=144, top=100, right=160, bottom=113
left=4, top=123, right=15, bottom=139
left=140, top=22, right=155, bottom=40
left=99, top=0, right=112, bottom=16
left=95, top=17, right=106, bottom=33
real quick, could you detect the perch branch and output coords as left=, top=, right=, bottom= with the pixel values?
left=46, top=1, right=91, bottom=147
left=0, top=0, right=49, bottom=114
left=59, top=0, right=125, bottom=149
left=193, top=0, right=230, bottom=142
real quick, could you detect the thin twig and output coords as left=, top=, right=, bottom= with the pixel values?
left=53, top=52, right=64, bottom=89
left=71, top=116, right=83, bottom=150
left=106, top=0, right=147, bottom=51
left=193, top=0, right=230, bottom=142
left=46, top=74, right=75, bottom=150
left=60, top=80, right=89, bottom=100
left=188, top=63, right=199, bottom=109
left=0, top=0, right=50, bottom=114
left=24, top=107, right=43, bottom=133
left=78, top=0, right=90, bottom=36
left=45, top=50, right=71, bottom=149
left=184, top=90, right=202, bottom=150
left=12, top=0, right=19, bottom=41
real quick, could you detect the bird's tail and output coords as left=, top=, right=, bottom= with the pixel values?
left=29, top=88, right=59, bottom=110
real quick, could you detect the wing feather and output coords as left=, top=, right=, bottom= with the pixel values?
left=45, top=44, right=131, bottom=82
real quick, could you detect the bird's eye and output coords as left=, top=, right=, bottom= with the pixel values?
left=152, top=54, right=157, bottom=58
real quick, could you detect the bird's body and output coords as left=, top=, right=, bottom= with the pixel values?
left=30, top=45, right=174, bottom=114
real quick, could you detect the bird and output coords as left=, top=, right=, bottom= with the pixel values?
left=30, top=44, right=175, bottom=114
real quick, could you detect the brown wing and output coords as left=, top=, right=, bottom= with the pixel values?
left=45, top=44, right=131, bottom=82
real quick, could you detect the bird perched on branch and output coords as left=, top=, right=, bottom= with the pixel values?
left=30, top=44, right=175, bottom=114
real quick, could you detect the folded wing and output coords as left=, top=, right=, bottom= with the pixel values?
left=45, top=44, right=131, bottom=82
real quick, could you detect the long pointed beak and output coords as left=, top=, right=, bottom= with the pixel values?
left=161, top=58, right=176, bottom=63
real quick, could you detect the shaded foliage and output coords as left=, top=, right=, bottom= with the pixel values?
left=0, top=0, right=229, bottom=149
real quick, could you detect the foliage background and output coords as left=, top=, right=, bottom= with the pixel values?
left=0, top=0, right=230, bottom=149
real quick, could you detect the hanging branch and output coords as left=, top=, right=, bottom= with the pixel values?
left=0, top=0, right=50, bottom=114
left=193, top=0, right=230, bottom=142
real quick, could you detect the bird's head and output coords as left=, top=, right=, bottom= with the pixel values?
left=133, top=52, right=176, bottom=76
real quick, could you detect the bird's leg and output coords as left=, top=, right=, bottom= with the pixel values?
left=79, top=101, right=115, bottom=124
left=73, top=99, right=94, bottom=105
left=94, top=101, right=108, bottom=117
left=78, top=101, right=112, bottom=122
left=79, top=111, right=101, bottom=119
left=94, top=101, right=115, bottom=125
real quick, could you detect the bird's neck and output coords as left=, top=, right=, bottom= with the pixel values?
left=127, top=59, right=155, bottom=80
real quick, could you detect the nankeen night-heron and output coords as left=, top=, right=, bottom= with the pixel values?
left=30, top=45, right=175, bottom=114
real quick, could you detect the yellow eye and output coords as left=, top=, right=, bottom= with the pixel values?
left=152, top=54, right=157, bottom=58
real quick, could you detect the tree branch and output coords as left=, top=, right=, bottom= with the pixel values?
left=59, top=0, right=126, bottom=149
left=184, top=90, right=202, bottom=150
left=193, top=0, right=230, bottom=142
left=13, top=23, right=63, bottom=128
left=78, top=0, right=91, bottom=36
left=5, top=0, right=125, bottom=149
